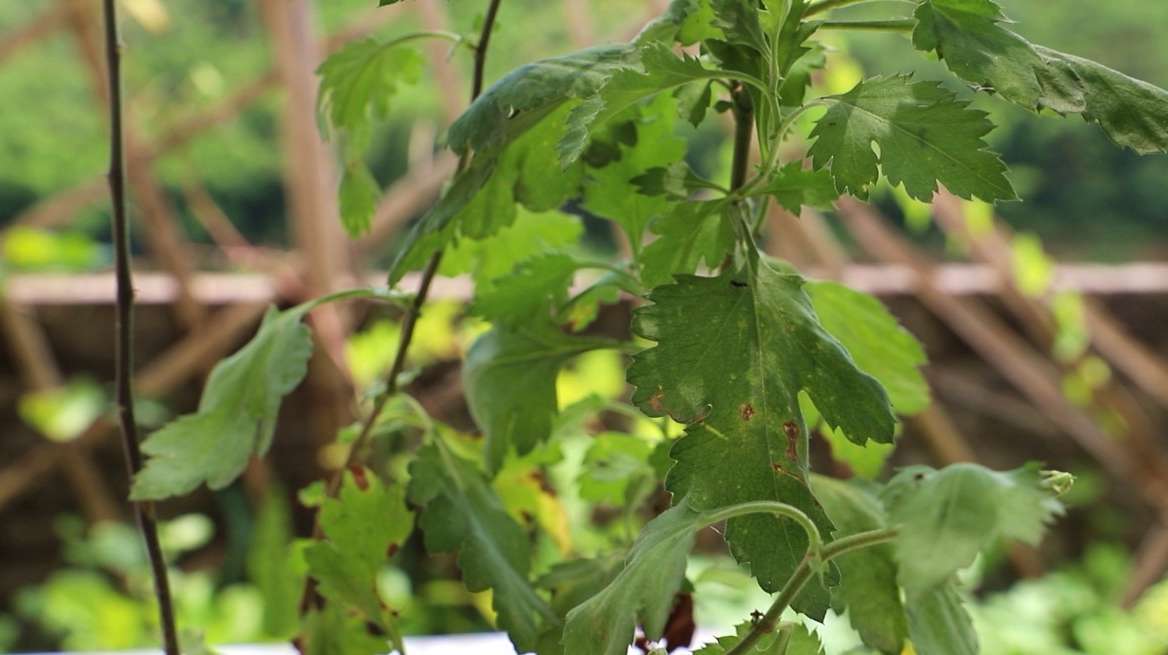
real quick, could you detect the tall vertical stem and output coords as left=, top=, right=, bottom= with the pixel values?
left=100, top=2, right=180, bottom=653
left=298, top=0, right=506, bottom=623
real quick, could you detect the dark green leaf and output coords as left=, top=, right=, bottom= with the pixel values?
left=764, top=163, right=838, bottom=214
left=464, top=327, right=616, bottom=472
left=583, top=94, right=688, bottom=250
left=409, top=439, right=558, bottom=652
left=696, top=621, right=824, bottom=654
left=628, top=257, right=894, bottom=605
left=562, top=500, right=704, bottom=655
left=809, top=75, right=1015, bottom=202
left=913, top=0, right=1168, bottom=154
left=388, top=106, right=583, bottom=284
left=638, top=200, right=734, bottom=288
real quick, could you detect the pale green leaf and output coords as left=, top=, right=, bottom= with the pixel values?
left=578, top=432, right=656, bottom=505
left=809, top=75, right=1015, bottom=202
left=409, top=439, right=558, bottom=652
left=439, top=208, right=583, bottom=284
left=628, top=257, right=894, bottom=606
left=132, top=289, right=389, bottom=500
left=301, top=605, right=387, bottom=655
left=338, top=161, right=380, bottom=237
left=304, top=469, right=414, bottom=628
left=811, top=475, right=907, bottom=654
left=882, top=463, right=1063, bottom=595
left=905, top=583, right=978, bottom=655
left=807, top=281, right=930, bottom=415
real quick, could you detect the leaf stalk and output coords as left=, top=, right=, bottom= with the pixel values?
left=723, top=527, right=899, bottom=655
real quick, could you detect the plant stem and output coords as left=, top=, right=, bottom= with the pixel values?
left=730, top=84, right=755, bottom=192
left=101, top=2, right=179, bottom=654
left=298, top=0, right=505, bottom=623
left=818, top=18, right=915, bottom=32
left=804, top=0, right=881, bottom=17
left=723, top=527, right=898, bottom=655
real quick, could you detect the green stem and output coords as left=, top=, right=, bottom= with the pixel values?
left=723, top=527, right=899, bottom=655
left=804, top=0, right=882, bottom=17
left=818, top=18, right=915, bottom=32
left=383, top=30, right=469, bottom=49
left=701, top=501, right=824, bottom=556
left=297, top=0, right=506, bottom=636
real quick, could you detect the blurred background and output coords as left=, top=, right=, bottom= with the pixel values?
left=0, top=0, right=1166, bottom=652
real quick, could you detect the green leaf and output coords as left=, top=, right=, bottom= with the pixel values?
left=535, top=555, right=625, bottom=653
left=806, top=281, right=929, bottom=415
left=338, top=160, right=380, bottom=236
left=809, top=75, right=1015, bottom=202
left=628, top=257, right=894, bottom=604
left=409, top=439, right=558, bottom=652
left=317, top=39, right=424, bottom=235
left=562, top=500, right=702, bottom=655
left=905, top=583, right=978, bottom=655
left=446, top=45, right=636, bottom=158
left=301, top=605, right=387, bottom=655
left=317, top=39, right=423, bottom=148
left=247, top=490, right=302, bottom=639
left=882, top=463, right=1063, bottom=595
left=578, top=432, right=656, bottom=505
left=811, top=476, right=907, bottom=654
left=764, top=163, right=838, bottom=215
left=132, top=290, right=389, bottom=500
left=304, top=468, right=413, bottom=631
left=388, top=106, right=583, bottom=284
left=696, top=621, right=824, bottom=654
left=913, top=0, right=1168, bottom=155
left=440, top=208, right=583, bottom=284
left=1035, top=47, right=1168, bottom=155
left=583, top=93, right=688, bottom=250
left=638, top=200, right=734, bottom=288
left=469, top=254, right=582, bottom=327
left=464, top=327, right=616, bottom=472
left=561, top=43, right=736, bottom=165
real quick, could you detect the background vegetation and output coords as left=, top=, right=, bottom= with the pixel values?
left=0, top=1, right=1166, bottom=653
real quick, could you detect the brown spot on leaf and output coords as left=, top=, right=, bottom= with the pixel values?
left=783, top=422, right=799, bottom=462
left=648, top=389, right=666, bottom=414
left=387, top=543, right=399, bottom=558
left=349, top=465, right=369, bottom=491
left=771, top=462, right=784, bottom=473
left=740, top=403, right=755, bottom=421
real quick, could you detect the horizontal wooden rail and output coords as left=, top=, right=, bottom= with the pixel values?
left=4, top=263, right=1168, bottom=306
